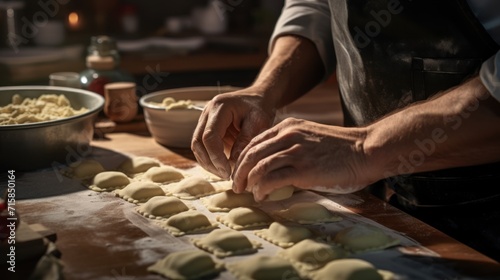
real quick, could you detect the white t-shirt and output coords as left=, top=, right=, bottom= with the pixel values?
left=271, top=0, right=500, bottom=101
left=467, top=0, right=500, bottom=102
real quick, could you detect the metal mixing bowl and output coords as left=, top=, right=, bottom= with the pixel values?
left=0, top=86, right=104, bottom=171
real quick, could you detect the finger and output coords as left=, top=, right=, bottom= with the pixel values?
left=202, top=107, right=234, bottom=179
left=191, top=106, right=232, bottom=179
left=252, top=165, right=298, bottom=202
left=192, top=110, right=220, bottom=176
left=244, top=143, right=301, bottom=201
left=232, top=131, right=287, bottom=193
left=229, top=115, right=269, bottom=177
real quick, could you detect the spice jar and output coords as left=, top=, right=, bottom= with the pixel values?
left=104, top=82, right=138, bottom=123
left=80, top=35, right=134, bottom=96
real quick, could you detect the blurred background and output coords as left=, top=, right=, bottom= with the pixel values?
left=0, top=0, right=284, bottom=91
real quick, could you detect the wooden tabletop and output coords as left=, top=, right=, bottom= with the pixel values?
left=9, top=132, right=500, bottom=280
left=5, top=82, right=500, bottom=279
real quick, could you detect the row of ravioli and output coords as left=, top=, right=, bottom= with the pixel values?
left=64, top=156, right=401, bottom=280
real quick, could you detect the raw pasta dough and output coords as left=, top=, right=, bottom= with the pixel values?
left=266, top=185, right=295, bottom=201
left=68, top=159, right=105, bottom=179
left=310, top=259, right=393, bottom=280
left=332, top=224, right=400, bottom=253
left=114, top=181, right=165, bottom=204
left=118, top=156, right=160, bottom=175
left=147, top=250, right=223, bottom=280
left=89, top=171, right=130, bottom=192
left=168, top=176, right=220, bottom=200
left=216, top=206, right=273, bottom=230
left=226, top=255, right=300, bottom=280
left=0, top=94, right=88, bottom=125
left=136, top=196, right=190, bottom=219
left=192, top=228, right=261, bottom=258
left=276, top=202, right=342, bottom=224
left=278, top=239, right=347, bottom=272
left=201, top=189, right=256, bottom=212
left=254, top=222, right=313, bottom=248
left=160, top=210, right=218, bottom=237
left=141, top=166, right=184, bottom=183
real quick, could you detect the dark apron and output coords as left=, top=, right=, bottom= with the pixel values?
left=332, top=0, right=500, bottom=260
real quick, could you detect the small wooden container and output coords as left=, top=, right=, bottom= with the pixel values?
left=104, top=82, right=138, bottom=123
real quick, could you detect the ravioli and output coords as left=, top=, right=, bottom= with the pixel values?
left=266, top=185, right=296, bottom=201
left=276, top=202, right=343, bottom=224
left=254, top=222, right=313, bottom=248
left=201, top=189, right=256, bottom=212
left=89, top=171, right=130, bottom=192
left=118, top=156, right=160, bottom=175
left=216, top=207, right=273, bottom=230
left=147, top=250, right=224, bottom=280
left=168, top=176, right=221, bottom=200
left=160, top=210, right=218, bottom=237
left=142, top=166, right=184, bottom=183
left=114, top=181, right=165, bottom=204
left=68, top=159, right=105, bottom=179
left=192, top=228, right=261, bottom=258
left=278, top=239, right=347, bottom=272
left=136, top=196, right=190, bottom=219
left=332, top=224, right=400, bottom=253
left=226, top=255, right=300, bottom=280
left=310, top=259, right=393, bottom=280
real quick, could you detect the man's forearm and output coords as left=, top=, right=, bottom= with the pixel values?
left=250, top=35, right=325, bottom=110
left=364, top=76, right=500, bottom=181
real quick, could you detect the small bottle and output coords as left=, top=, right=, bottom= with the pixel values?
left=80, top=36, right=134, bottom=96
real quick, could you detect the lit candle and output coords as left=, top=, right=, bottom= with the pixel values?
left=68, top=12, right=81, bottom=30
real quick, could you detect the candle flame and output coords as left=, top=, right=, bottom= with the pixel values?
left=69, top=12, right=79, bottom=26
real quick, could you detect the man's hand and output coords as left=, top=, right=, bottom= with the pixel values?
left=191, top=88, right=275, bottom=180
left=232, top=118, right=372, bottom=201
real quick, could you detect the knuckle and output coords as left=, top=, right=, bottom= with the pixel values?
left=202, top=129, right=217, bottom=143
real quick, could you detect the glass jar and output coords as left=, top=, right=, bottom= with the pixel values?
left=80, top=36, right=134, bottom=96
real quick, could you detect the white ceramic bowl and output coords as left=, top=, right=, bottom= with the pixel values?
left=140, top=86, right=241, bottom=148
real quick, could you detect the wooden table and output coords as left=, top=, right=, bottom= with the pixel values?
left=5, top=82, right=500, bottom=279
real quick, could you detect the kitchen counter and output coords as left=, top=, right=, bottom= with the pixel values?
left=3, top=82, right=500, bottom=279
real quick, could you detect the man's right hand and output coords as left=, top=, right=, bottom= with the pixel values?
left=191, top=87, right=276, bottom=180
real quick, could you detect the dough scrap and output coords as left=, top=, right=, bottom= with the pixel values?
left=278, top=239, right=347, bottom=272
left=201, top=189, right=256, bottom=212
left=147, top=250, right=224, bottom=280
left=115, top=181, right=165, bottom=204
left=310, top=259, right=393, bottom=280
left=68, top=159, right=105, bottom=179
left=216, top=206, right=273, bottom=230
left=192, top=228, right=261, bottom=258
left=89, top=171, right=130, bottom=192
left=136, top=196, right=190, bottom=219
left=266, top=185, right=296, bottom=201
left=168, top=176, right=221, bottom=200
left=160, top=210, right=218, bottom=237
left=226, top=255, right=300, bottom=280
left=141, top=165, right=184, bottom=183
left=254, top=222, right=313, bottom=248
left=118, top=156, right=160, bottom=175
left=276, top=202, right=343, bottom=224
left=332, top=224, right=400, bottom=253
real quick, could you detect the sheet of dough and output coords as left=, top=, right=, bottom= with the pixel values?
left=26, top=150, right=464, bottom=280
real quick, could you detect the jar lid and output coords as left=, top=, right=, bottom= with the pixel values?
left=88, top=35, right=118, bottom=56
left=86, top=55, right=115, bottom=70
left=105, top=82, right=136, bottom=91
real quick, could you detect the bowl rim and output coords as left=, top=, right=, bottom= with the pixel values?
left=139, top=85, right=241, bottom=110
left=0, top=85, right=105, bottom=130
